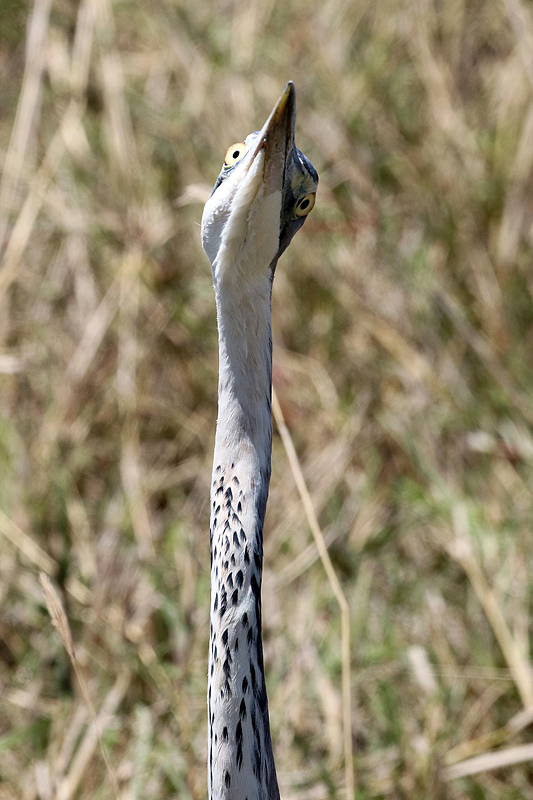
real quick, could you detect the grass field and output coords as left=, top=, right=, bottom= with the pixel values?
left=2, top=0, right=533, bottom=797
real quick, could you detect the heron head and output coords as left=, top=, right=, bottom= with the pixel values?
left=201, top=82, right=318, bottom=288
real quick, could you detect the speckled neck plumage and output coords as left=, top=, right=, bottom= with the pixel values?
left=208, top=275, right=280, bottom=800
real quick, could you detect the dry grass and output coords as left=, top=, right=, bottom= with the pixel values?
left=1, top=0, right=533, bottom=798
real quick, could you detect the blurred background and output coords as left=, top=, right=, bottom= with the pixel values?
left=2, top=0, right=533, bottom=797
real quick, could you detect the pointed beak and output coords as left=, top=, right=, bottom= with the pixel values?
left=250, top=82, right=296, bottom=196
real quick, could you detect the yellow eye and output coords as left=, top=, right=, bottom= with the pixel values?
left=295, top=192, right=316, bottom=217
left=224, top=142, right=246, bottom=166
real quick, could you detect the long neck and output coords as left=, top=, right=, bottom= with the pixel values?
left=208, top=273, right=280, bottom=800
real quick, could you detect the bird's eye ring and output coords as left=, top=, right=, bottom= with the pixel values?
left=295, top=192, right=316, bottom=217
left=224, top=142, right=246, bottom=167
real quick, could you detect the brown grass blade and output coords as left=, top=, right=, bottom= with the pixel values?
left=0, top=0, right=52, bottom=249
left=39, top=573, right=121, bottom=799
left=449, top=505, right=533, bottom=709
left=272, top=387, right=354, bottom=800
left=444, top=742, right=533, bottom=781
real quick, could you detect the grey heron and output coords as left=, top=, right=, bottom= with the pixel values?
left=201, top=82, right=318, bottom=800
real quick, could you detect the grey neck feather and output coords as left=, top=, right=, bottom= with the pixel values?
left=208, top=271, right=281, bottom=800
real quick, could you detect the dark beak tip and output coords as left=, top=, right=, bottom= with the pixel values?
left=272, top=82, right=296, bottom=132
left=248, top=82, right=297, bottom=189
